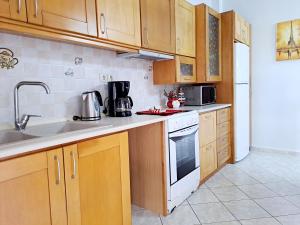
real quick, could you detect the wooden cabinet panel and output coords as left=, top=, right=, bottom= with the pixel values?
left=27, top=0, right=97, bottom=36
left=217, top=121, right=230, bottom=138
left=0, top=150, right=67, bottom=225
left=217, top=108, right=230, bottom=124
left=235, top=13, right=250, bottom=46
left=200, top=141, right=217, bottom=180
left=0, top=0, right=27, bottom=22
left=199, top=111, right=217, bottom=147
left=217, top=134, right=230, bottom=151
left=217, top=145, right=231, bottom=167
left=175, top=0, right=195, bottom=57
left=196, top=4, right=222, bottom=83
left=64, top=132, right=131, bottom=225
left=140, top=0, right=175, bottom=53
left=96, top=0, right=141, bottom=46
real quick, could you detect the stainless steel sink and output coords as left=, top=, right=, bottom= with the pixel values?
left=0, top=131, right=37, bottom=145
left=23, top=121, right=112, bottom=137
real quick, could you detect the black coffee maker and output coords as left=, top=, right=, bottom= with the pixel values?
left=108, top=81, right=133, bottom=117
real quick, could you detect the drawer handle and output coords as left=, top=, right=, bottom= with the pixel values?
left=70, top=151, right=77, bottom=179
left=17, top=0, right=21, bottom=14
left=54, top=155, right=61, bottom=185
left=34, top=0, right=38, bottom=17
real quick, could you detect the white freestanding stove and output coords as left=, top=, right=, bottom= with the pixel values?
left=165, top=111, right=200, bottom=213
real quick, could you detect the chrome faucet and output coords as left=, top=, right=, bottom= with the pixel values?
left=14, top=81, right=51, bottom=130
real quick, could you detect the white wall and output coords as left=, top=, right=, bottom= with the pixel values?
left=222, top=0, right=300, bottom=152
left=187, top=0, right=220, bottom=11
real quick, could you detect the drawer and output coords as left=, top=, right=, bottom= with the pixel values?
left=217, top=145, right=231, bottom=167
left=217, top=134, right=230, bottom=153
left=217, top=108, right=230, bottom=124
left=217, top=121, right=230, bottom=138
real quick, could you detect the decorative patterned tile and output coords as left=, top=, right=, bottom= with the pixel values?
left=276, top=214, right=300, bottom=225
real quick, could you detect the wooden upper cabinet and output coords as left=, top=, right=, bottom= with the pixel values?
left=63, top=132, right=131, bottom=225
left=0, top=0, right=27, bottom=22
left=235, top=12, right=250, bottom=46
left=0, top=149, right=67, bottom=225
left=27, top=0, right=97, bottom=36
left=140, top=0, right=176, bottom=53
left=175, top=0, right=195, bottom=57
left=96, top=0, right=141, bottom=47
left=196, top=4, right=222, bottom=83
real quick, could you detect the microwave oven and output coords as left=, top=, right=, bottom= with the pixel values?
left=182, top=85, right=216, bottom=106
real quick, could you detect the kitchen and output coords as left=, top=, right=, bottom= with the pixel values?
left=0, top=0, right=300, bottom=225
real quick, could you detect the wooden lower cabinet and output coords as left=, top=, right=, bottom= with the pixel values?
left=199, top=107, right=231, bottom=181
left=0, top=132, right=131, bottom=225
left=0, top=149, right=67, bottom=225
left=64, top=132, right=131, bottom=225
left=200, top=141, right=217, bottom=180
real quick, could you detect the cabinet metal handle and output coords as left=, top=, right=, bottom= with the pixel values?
left=100, top=13, right=106, bottom=35
left=70, top=151, right=77, bottom=179
left=17, top=0, right=21, bottom=14
left=54, top=155, right=61, bottom=185
left=34, top=0, right=38, bottom=17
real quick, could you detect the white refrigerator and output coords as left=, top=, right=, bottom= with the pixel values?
left=234, top=42, right=250, bottom=162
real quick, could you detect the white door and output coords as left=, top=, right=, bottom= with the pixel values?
left=234, top=84, right=250, bottom=161
left=234, top=43, right=250, bottom=84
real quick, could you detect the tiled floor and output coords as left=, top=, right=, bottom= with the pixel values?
left=132, top=150, right=300, bottom=225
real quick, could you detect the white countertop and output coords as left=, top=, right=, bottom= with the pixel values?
left=0, top=104, right=231, bottom=161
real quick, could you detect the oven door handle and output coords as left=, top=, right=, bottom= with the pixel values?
left=169, top=125, right=199, bottom=138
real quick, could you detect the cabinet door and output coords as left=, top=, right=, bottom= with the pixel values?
left=140, top=0, right=175, bottom=53
left=96, top=0, right=141, bottom=46
left=63, top=132, right=131, bottom=225
left=207, top=8, right=221, bottom=82
left=0, top=149, right=67, bottom=225
left=27, top=0, right=97, bottom=36
left=0, top=0, right=27, bottom=22
left=200, top=141, right=217, bottom=180
left=176, top=56, right=196, bottom=83
left=175, top=0, right=195, bottom=57
left=199, top=111, right=217, bottom=147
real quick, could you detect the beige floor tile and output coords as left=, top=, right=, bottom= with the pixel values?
left=188, top=188, right=219, bottom=204
left=255, top=197, right=300, bottom=216
left=132, top=209, right=162, bottom=225
left=222, top=172, right=259, bottom=186
left=263, top=182, right=300, bottom=196
left=224, top=200, right=270, bottom=220
left=285, top=195, right=300, bottom=208
left=191, top=202, right=235, bottom=224
left=237, top=184, right=278, bottom=199
left=211, top=186, right=249, bottom=202
left=276, top=214, right=300, bottom=225
left=161, top=205, right=199, bottom=225
left=205, top=174, right=234, bottom=188
left=240, top=217, right=281, bottom=225
left=203, top=221, right=241, bottom=225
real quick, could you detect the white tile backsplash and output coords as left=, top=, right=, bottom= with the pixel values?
left=0, top=32, right=174, bottom=127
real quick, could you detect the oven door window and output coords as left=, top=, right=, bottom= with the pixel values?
left=169, top=126, right=199, bottom=185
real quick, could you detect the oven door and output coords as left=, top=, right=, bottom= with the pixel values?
left=169, top=125, right=200, bottom=185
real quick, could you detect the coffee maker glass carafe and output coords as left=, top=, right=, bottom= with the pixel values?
left=108, top=81, right=133, bottom=117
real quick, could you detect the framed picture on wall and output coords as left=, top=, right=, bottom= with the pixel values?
left=276, top=19, right=300, bottom=61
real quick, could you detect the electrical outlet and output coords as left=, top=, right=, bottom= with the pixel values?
left=99, top=74, right=110, bottom=82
